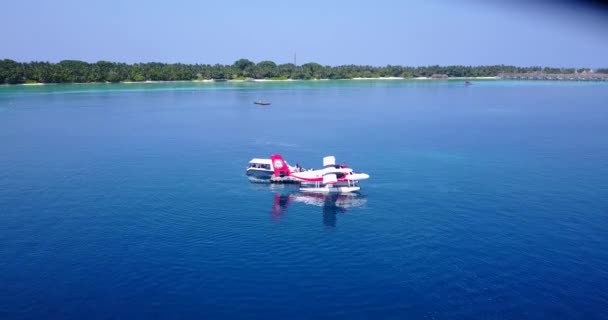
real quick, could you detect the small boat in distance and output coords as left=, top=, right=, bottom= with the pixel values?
left=254, top=100, right=271, bottom=105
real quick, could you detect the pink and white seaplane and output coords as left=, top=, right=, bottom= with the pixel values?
left=247, top=154, right=369, bottom=193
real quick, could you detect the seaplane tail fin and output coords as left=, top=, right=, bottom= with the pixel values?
left=323, top=156, right=336, bottom=167
left=270, top=154, right=291, bottom=177
left=323, top=173, right=338, bottom=185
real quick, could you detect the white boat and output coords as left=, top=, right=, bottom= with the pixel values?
left=245, top=158, right=274, bottom=179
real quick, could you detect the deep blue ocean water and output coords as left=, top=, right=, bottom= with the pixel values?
left=1, top=80, right=607, bottom=319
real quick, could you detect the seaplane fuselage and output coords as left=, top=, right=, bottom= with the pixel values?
left=269, top=154, right=369, bottom=190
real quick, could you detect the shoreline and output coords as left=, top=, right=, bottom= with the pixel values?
left=10, top=76, right=501, bottom=86
left=7, top=75, right=608, bottom=86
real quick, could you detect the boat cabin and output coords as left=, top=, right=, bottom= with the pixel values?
left=246, top=158, right=274, bottom=179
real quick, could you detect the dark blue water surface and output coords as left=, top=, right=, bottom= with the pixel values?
left=1, top=80, right=607, bottom=319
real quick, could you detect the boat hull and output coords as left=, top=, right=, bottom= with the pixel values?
left=246, top=169, right=274, bottom=180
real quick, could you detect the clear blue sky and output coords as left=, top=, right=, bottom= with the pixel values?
left=2, top=0, right=607, bottom=67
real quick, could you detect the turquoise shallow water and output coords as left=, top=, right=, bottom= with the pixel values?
left=1, top=80, right=608, bottom=319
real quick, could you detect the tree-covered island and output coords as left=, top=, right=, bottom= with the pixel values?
left=1, top=59, right=606, bottom=84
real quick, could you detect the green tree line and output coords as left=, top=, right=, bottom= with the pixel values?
left=0, top=58, right=604, bottom=84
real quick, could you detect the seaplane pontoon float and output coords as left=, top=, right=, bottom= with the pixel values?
left=246, top=154, right=370, bottom=193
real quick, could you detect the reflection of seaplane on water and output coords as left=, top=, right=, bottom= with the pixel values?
left=246, top=154, right=370, bottom=193
left=271, top=192, right=367, bottom=227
